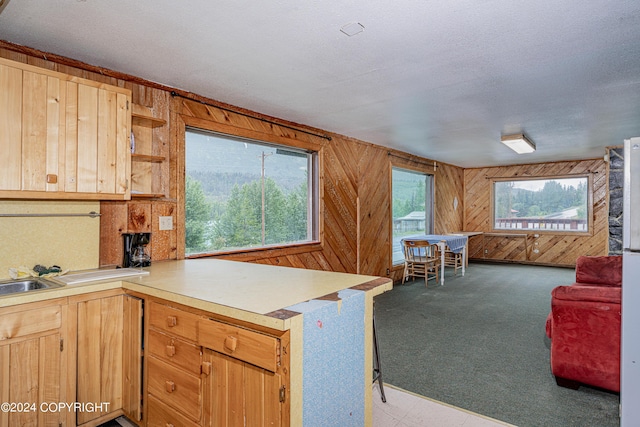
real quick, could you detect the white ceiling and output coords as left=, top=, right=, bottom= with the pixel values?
left=1, top=0, right=640, bottom=168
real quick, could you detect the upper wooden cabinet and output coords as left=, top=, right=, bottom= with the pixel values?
left=0, top=57, right=131, bottom=200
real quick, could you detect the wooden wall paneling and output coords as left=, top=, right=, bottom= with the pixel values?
left=100, top=202, right=128, bottom=267
left=151, top=201, right=177, bottom=261
left=463, top=159, right=607, bottom=266
left=322, top=139, right=358, bottom=272
left=357, top=143, right=390, bottom=276
left=434, top=162, right=465, bottom=234
left=483, top=234, right=527, bottom=261
left=467, top=234, right=484, bottom=259
left=13, top=42, right=600, bottom=272
left=167, top=94, right=180, bottom=201
left=128, top=201, right=152, bottom=233
left=0, top=47, right=28, bottom=63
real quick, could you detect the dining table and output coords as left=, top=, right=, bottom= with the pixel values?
left=401, top=234, right=469, bottom=285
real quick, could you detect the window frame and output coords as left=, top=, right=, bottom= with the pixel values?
left=489, top=174, right=593, bottom=236
left=180, top=116, right=323, bottom=259
left=390, top=165, right=435, bottom=266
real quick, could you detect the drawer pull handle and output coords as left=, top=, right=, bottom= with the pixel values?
left=167, top=315, right=177, bottom=327
left=166, top=344, right=176, bottom=357
left=165, top=380, right=175, bottom=393
left=202, top=361, right=212, bottom=376
left=224, top=336, right=238, bottom=352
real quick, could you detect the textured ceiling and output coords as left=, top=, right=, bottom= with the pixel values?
left=1, top=0, right=640, bottom=167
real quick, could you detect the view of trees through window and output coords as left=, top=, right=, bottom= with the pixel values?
left=493, top=177, right=589, bottom=231
left=391, top=168, right=434, bottom=264
left=185, top=129, right=316, bottom=255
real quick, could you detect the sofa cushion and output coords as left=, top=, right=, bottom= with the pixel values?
left=575, top=255, right=622, bottom=287
left=551, top=284, right=621, bottom=304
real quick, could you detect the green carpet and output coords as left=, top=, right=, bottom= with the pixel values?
left=374, top=262, right=620, bottom=427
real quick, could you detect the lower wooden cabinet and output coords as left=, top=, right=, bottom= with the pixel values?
left=75, top=292, right=143, bottom=426
left=0, top=293, right=289, bottom=427
left=146, top=394, right=200, bottom=427
left=145, top=300, right=289, bottom=427
left=0, top=299, right=67, bottom=427
left=203, top=349, right=283, bottom=427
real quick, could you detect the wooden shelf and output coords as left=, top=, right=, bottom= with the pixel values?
left=130, top=104, right=167, bottom=199
left=132, top=113, right=166, bottom=128
left=132, top=153, right=165, bottom=163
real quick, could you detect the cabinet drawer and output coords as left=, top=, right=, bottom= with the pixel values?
left=146, top=395, right=200, bottom=427
left=148, top=301, right=199, bottom=341
left=148, top=356, right=201, bottom=422
left=197, top=318, right=279, bottom=372
left=0, top=305, right=61, bottom=340
left=148, top=328, right=202, bottom=375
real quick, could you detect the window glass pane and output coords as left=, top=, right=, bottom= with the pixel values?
left=493, top=177, right=589, bottom=231
left=185, top=128, right=316, bottom=255
left=392, top=168, right=433, bottom=265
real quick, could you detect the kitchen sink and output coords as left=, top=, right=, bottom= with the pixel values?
left=0, top=277, right=65, bottom=295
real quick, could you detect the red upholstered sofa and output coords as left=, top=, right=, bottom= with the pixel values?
left=545, top=255, right=622, bottom=392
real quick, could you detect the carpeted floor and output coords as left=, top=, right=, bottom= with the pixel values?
left=374, top=262, right=620, bottom=427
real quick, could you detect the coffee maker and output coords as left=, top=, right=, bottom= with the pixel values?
left=122, top=232, right=151, bottom=268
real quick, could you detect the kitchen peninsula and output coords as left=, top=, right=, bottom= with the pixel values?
left=0, top=258, right=392, bottom=427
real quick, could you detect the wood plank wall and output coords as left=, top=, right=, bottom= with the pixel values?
left=463, top=159, right=608, bottom=266
left=0, top=41, right=465, bottom=279
left=2, top=41, right=606, bottom=277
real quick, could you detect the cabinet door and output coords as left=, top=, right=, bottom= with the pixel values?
left=0, top=57, right=131, bottom=200
left=122, top=295, right=143, bottom=422
left=0, top=333, right=64, bottom=426
left=76, top=294, right=143, bottom=425
left=203, top=349, right=282, bottom=427
left=76, top=295, right=124, bottom=425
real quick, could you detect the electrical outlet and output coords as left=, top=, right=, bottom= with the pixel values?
left=159, top=216, right=173, bottom=231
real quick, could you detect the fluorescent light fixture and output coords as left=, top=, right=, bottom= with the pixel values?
left=501, top=133, right=535, bottom=154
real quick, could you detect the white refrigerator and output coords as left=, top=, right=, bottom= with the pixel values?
left=622, top=137, right=640, bottom=426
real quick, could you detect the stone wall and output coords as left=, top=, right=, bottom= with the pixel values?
left=608, top=147, right=624, bottom=255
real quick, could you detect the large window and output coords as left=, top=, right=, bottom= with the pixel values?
left=185, top=128, right=318, bottom=255
left=391, top=167, right=434, bottom=265
left=492, top=176, right=590, bottom=232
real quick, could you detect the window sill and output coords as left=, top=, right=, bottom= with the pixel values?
left=187, top=241, right=323, bottom=262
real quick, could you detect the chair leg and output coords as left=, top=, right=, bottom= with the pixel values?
left=402, top=262, right=408, bottom=284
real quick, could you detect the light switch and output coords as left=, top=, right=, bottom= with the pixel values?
left=159, top=216, right=173, bottom=231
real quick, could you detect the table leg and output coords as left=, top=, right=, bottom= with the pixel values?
left=439, top=242, right=445, bottom=285
left=461, top=245, right=466, bottom=276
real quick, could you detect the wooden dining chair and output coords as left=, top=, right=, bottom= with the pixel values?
left=402, top=240, right=440, bottom=286
left=443, top=247, right=463, bottom=276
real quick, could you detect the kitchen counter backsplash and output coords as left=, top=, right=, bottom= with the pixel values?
left=0, top=200, right=100, bottom=279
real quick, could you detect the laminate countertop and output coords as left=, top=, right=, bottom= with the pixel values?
left=0, top=259, right=393, bottom=330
